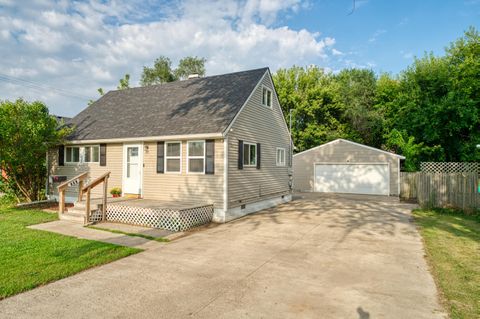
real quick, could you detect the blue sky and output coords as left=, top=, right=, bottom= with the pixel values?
left=0, top=0, right=478, bottom=116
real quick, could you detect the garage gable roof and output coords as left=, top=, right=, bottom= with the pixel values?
left=294, top=139, right=406, bottom=159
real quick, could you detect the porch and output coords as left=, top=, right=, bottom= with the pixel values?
left=90, top=198, right=214, bottom=232
left=57, top=172, right=214, bottom=232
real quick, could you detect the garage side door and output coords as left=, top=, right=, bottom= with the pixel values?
left=314, top=164, right=389, bottom=195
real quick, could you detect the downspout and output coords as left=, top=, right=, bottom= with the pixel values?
left=223, top=135, right=229, bottom=222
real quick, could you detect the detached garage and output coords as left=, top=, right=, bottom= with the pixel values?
left=293, top=139, right=405, bottom=196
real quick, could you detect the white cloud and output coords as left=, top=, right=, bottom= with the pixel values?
left=400, top=50, right=414, bottom=59
left=331, top=48, right=344, bottom=56
left=0, top=0, right=338, bottom=116
left=368, top=29, right=386, bottom=43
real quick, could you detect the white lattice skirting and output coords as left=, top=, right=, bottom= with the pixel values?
left=90, top=204, right=214, bottom=231
left=421, top=162, right=479, bottom=173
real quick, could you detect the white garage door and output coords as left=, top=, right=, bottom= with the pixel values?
left=314, top=163, right=389, bottom=195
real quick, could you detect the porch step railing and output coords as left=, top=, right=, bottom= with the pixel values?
left=57, top=171, right=111, bottom=224
left=57, top=172, right=88, bottom=215
left=81, top=172, right=110, bottom=223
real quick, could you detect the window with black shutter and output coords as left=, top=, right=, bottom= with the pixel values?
left=99, top=144, right=107, bottom=166
left=58, top=145, right=64, bottom=166
left=238, top=140, right=244, bottom=169
left=157, top=141, right=165, bottom=173
left=205, top=140, right=215, bottom=174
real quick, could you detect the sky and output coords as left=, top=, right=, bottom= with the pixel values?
left=0, top=0, right=479, bottom=117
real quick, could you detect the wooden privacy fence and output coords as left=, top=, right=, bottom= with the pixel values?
left=400, top=172, right=479, bottom=210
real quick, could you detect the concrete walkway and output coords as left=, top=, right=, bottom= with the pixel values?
left=1, top=193, right=446, bottom=318
left=29, top=221, right=164, bottom=250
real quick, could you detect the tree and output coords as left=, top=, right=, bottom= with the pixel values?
left=174, top=56, right=207, bottom=80
left=140, top=56, right=207, bottom=85
left=386, top=27, right=480, bottom=162
left=0, top=99, right=71, bottom=202
left=140, top=56, right=177, bottom=86
left=334, top=69, right=383, bottom=147
left=89, top=74, right=129, bottom=105
left=384, top=129, right=441, bottom=171
left=273, top=66, right=347, bottom=152
left=117, top=74, right=130, bottom=90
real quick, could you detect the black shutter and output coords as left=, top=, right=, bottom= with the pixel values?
left=205, top=140, right=215, bottom=174
left=157, top=141, right=165, bottom=173
left=238, top=140, right=244, bottom=169
left=58, top=145, right=64, bottom=166
left=256, top=143, right=261, bottom=169
left=100, top=144, right=107, bottom=166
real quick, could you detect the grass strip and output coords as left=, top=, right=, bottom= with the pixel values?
left=87, top=225, right=170, bottom=242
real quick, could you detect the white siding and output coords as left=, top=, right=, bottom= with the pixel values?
left=49, top=143, right=123, bottom=200
left=49, top=140, right=225, bottom=208
left=142, top=140, right=224, bottom=207
left=227, top=72, right=291, bottom=208
left=293, top=140, right=401, bottom=195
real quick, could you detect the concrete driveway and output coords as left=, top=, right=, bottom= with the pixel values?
left=0, top=193, right=445, bottom=318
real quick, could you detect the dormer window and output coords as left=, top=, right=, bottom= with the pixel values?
left=262, top=86, right=272, bottom=108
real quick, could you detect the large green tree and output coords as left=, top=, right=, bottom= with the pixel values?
left=175, top=56, right=207, bottom=80
left=274, top=27, right=480, bottom=168
left=386, top=27, right=480, bottom=162
left=334, top=69, right=384, bottom=148
left=140, top=56, right=176, bottom=86
left=0, top=99, right=71, bottom=202
left=273, top=66, right=347, bottom=152
left=140, top=56, right=207, bottom=85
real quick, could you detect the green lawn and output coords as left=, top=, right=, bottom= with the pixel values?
left=0, top=207, right=141, bottom=299
left=413, top=208, right=480, bottom=319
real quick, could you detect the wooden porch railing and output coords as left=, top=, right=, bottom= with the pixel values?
left=57, top=172, right=88, bottom=215
left=81, top=171, right=110, bottom=223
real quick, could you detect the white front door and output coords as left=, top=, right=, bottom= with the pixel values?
left=314, top=163, right=389, bottom=195
left=123, top=144, right=143, bottom=195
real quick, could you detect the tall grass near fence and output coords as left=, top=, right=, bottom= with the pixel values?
left=400, top=172, right=479, bottom=210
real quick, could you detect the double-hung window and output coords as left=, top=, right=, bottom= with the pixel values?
left=84, top=145, right=100, bottom=163
left=262, top=86, right=272, bottom=108
left=65, top=146, right=100, bottom=164
left=243, top=142, right=257, bottom=166
left=276, top=148, right=286, bottom=166
left=187, top=141, right=205, bottom=173
left=65, top=146, right=80, bottom=163
left=165, top=142, right=181, bottom=173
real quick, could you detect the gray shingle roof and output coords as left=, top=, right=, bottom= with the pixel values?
left=68, top=67, right=268, bottom=141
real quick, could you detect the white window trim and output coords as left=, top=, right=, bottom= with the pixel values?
left=65, top=146, right=80, bottom=164
left=187, top=140, right=205, bottom=174
left=83, top=145, right=100, bottom=163
left=261, top=85, right=272, bottom=108
left=276, top=147, right=286, bottom=167
left=65, top=145, right=100, bottom=164
left=164, top=141, right=182, bottom=174
left=243, top=142, right=257, bottom=167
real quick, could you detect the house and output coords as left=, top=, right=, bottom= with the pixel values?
left=293, top=139, right=405, bottom=196
left=48, top=68, right=292, bottom=223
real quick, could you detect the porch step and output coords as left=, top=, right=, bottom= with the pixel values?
left=74, top=201, right=101, bottom=211
left=59, top=212, right=85, bottom=223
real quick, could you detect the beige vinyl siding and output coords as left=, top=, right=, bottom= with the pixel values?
left=293, top=140, right=400, bottom=195
left=49, top=143, right=123, bottom=200
left=142, top=140, right=224, bottom=207
left=227, top=72, right=291, bottom=208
